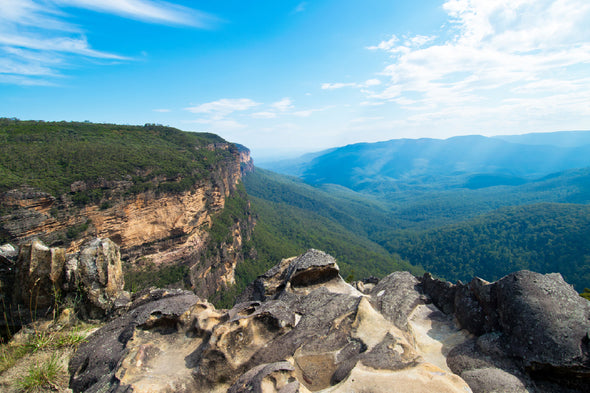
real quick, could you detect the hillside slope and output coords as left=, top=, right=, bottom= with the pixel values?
left=0, top=119, right=253, bottom=298
left=379, top=203, right=590, bottom=291
left=240, top=168, right=420, bottom=283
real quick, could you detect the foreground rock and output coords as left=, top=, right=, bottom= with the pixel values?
left=423, top=271, right=590, bottom=392
left=1, top=238, right=128, bottom=337
left=69, top=250, right=470, bottom=393
left=68, top=249, right=590, bottom=393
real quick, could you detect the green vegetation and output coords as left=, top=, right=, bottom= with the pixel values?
left=0, top=119, right=233, bottom=198
left=0, top=344, right=28, bottom=374
left=124, top=260, right=190, bottom=292
left=1, top=326, right=89, bottom=373
left=580, top=288, right=590, bottom=301
left=376, top=203, right=590, bottom=291
left=243, top=167, right=590, bottom=293
left=15, top=354, right=63, bottom=392
left=241, top=169, right=421, bottom=283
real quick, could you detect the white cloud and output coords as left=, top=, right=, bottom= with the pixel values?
left=271, top=97, right=294, bottom=112
left=321, top=79, right=382, bottom=90
left=185, top=98, right=261, bottom=119
left=292, top=106, right=334, bottom=117
left=359, top=0, right=590, bottom=132
left=251, top=111, right=278, bottom=119
left=54, top=0, right=217, bottom=27
left=0, top=0, right=214, bottom=85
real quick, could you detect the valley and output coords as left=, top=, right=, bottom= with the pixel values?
left=253, top=132, right=590, bottom=291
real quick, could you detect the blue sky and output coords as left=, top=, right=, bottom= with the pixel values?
left=1, top=0, right=590, bottom=160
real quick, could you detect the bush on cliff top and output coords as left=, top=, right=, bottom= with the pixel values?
left=0, top=119, right=234, bottom=196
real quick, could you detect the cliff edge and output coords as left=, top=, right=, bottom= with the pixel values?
left=69, top=249, right=590, bottom=393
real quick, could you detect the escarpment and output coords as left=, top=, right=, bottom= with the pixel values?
left=68, top=249, right=590, bottom=393
left=0, top=126, right=255, bottom=299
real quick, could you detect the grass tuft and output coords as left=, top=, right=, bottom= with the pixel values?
left=15, top=354, right=63, bottom=392
left=0, top=345, right=28, bottom=373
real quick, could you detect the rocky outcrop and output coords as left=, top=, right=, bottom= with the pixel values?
left=69, top=249, right=472, bottom=393
left=69, top=250, right=590, bottom=393
left=16, top=238, right=66, bottom=310
left=69, top=288, right=199, bottom=393
left=423, top=271, right=590, bottom=392
left=1, top=238, right=128, bottom=338
left=65, top=238, right=128, bottom=319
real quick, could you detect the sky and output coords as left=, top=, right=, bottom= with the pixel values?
left=1, top=0, right=590, bottom=161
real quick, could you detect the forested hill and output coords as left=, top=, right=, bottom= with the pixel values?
left=240, top=168, right=421, bottom=283
left=0, top=119, right=233, bottom=197
left=379, top=203, right=590, bottom=290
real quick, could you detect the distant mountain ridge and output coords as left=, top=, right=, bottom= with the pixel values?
left=493, top=130, right=590, bottom=147
left=261, top=131, right=590, bottom=192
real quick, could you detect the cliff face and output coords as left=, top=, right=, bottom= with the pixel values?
left=0, top=143, right=254, bottom=298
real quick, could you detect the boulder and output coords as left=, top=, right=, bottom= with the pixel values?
left=66, top=238, right=127, bottom=319
left=69, top=288, right=199, bottom=393
left=493, top=271, right=590, bottom=387
left=15, top=238, right=66, bottom=312
left=427, top=270, right=590, bottom=392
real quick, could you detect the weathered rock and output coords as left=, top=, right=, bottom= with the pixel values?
left=15, top=238, right=66, bottom=311
left=67, top=238, right=127, bottom=319
left=68, top=251, right=590, bottom=393
left=422, top=272, right=456, bottom=314
left=460, top=368, right=529, bottom=393
left=369, top=271, right=425, bottom=331
left=237, top=249, right=359, bottom=303
left=69, top=288, right=199, bottom=393
left=284, top=248, right=340, bottom=287
left=432, top=270, right=590, bottom=392
left=228, top=362, right=301, bottom=393
left=493, top=271, right=590, bottom=388
left=0, top=243, right=18, bottom=259
left=70, top=250, right=472, bottom=393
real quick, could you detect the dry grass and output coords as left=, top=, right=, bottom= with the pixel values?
left=0, top=320, right=100, bottom=393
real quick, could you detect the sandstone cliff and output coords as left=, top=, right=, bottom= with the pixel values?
left=68, top=249, right=590, bottom=393
left=0, top=142, right=254, bottom=299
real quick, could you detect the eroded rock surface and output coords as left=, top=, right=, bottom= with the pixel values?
left=424, top=270, right=590, bottom=392
left=2, top=238, right=127, bottom=336
left=71, top=249, right=471, bottom=393
left=69, top=250, right=590, bottom=393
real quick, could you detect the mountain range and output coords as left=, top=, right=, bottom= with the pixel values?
left=261, top=131, right=590, bottom=193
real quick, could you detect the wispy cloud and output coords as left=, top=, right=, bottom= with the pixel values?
left=153, top=108, right=171, bottom=113
left=54, top=0, right=217, bottom=27
left=361, top=0, right=590, bottom=130
left=0, top=0, right=215, bottom=85
left=251, top=111, right=278, bottom=119
left=293, top=106, right=334, bottom=117
left=270, top=97, right=294, bottom=112
left=185, top=98, right=261, bottom=120
left=321, top=79, right=381, bottom=90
